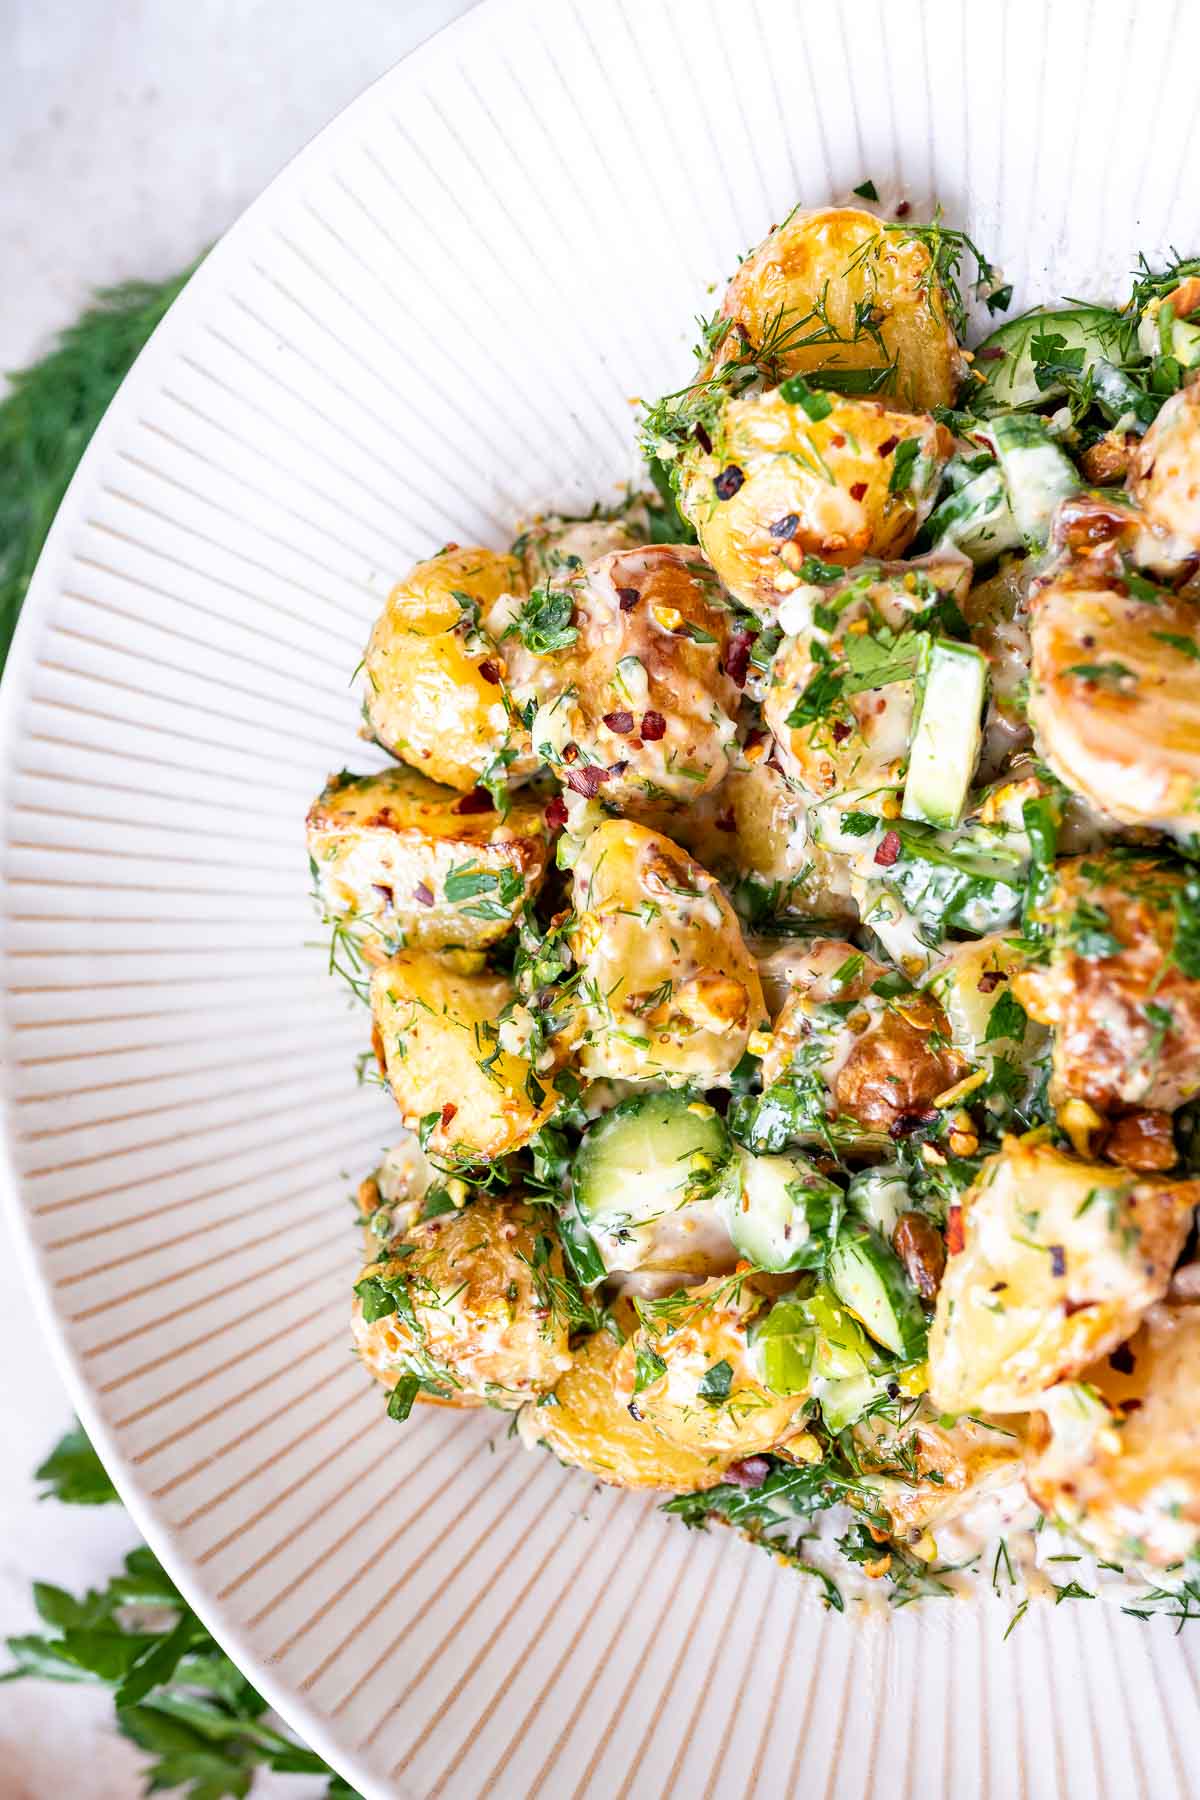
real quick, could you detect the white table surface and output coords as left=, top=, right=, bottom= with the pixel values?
left=1, top=4, right=473, bottom=1792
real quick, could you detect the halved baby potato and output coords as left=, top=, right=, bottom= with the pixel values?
left=569, top=819, right=767, bottom=1084
left=929, top=1136, right=1200, bottom=1414
left=518, top=1319, right=731, bottom=1490
left=307, top=766, right=552, bottom=954
left=363, top=545, right=534, bottom=792
left=677, top=391, right=950, bottom=614
left=353, top=1198, right=572, bottom=1408
left=704, top=206, right=965, bottom=412
left=1128, top=380, right=1200, bottom=550
left=370, top=951, right=563, bottom=1161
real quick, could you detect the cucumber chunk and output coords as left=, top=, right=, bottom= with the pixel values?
left=573, top=1089, right=733, bottom=1273
left=920, top=463, right=1023, bottom=564
left=827, top=1223, right=927, bottom=1358
left=722, top=1146, right=841, bottom=1274
left=902, top=638, right=988, bottom=830
left=974, top=305, right=1135, bottom=411
left=989, top=413, right=1080, bottom=546
left=847, top=1166, right=911, bottom=1240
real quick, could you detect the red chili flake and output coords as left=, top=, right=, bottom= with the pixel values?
left=722, top=628, right=755, bottom=688
left=830, top=433, right=846, bottom=449
left=1109, top=1342, right=1136, bottom=1374
left=372, top=883, right=396, bottom=912
left=413, top=882, right=434, bottom=907
left=769, top=514, right=799, bottom=540
left=874, top=828, right=901, bottom=866
left=714, top=465, right=745, bottom=500
left=977, top=970, right=1007, bottom=993
left=849, top=481, right=868, bottom=502
left=1120, top=1397, right=1144, bottom=1413
left=945, top=1205, right=964, bottom=1257
left=564, top=764, right=614, bottom=797
left=1064, top=1297, right=1097, bottom=1317
left=1049, top=1244, right=1067, bottom=1279
left=439, top=1103, right=457, bottom=1129
left=617, top=586, right=640, bottom=611
left=602, top=709, right=635, bottom=734
left=877, top=435, right=900, bottom=458
left=724, top=1456, right=771, bottom=1489
left=640, top=710, right=667, bottom=741
left=452, top=787, right=494, bottom=814
left=831, top=719, right=853, bottom=744
left=715, top=808, right=737, bottom=833
left=694, top=423, right=713, bottom=455
left=477, top=659, right=501, bottom=685
left=544, top=795, right=568, bottom=830
left=977, top=346, right=1006, bottom=362
left=895, top=199, right=911, bottom=218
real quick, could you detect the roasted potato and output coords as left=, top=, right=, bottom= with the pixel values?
left=569, top=819, right=767, bottom=1083
left=929, top=1136, right=1200, bottom=1414
left=518, top=1319, right=731, bottom=1490
left=762, top=556, right=972, bottom=803
left=1128, top=380, right=1200, bottom=549
left=352, top=1198, right=572, bottom=1407
left=930, top=932, right=1047, bottom=1065
left=355, top=1135, right=434, bottom=1255
left=1025, top=1302, right=1200, bottom=1567
left=612, top=1277, right=810, bottom=1459
left=704, top=206, right=965, bottom=412
left=1027, top=555, right=1200, bottom=833
left=1015, top=855, right=1200, bottom=1113
left=307, top=767, right=552, bottom=955
left=363, top=546, right=534, bottom=792
left=677, top=391, right=951, bottom=614
left=511, top=511, right=646, bottom=588
left=508, top=546, right=741, bottom=812
left=370, top=952, right=562, bottom=1160
left=854, top=1401, right=1026, bottom=1540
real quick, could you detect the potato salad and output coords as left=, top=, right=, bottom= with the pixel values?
left=308, top=201, right=1200, bottom=1616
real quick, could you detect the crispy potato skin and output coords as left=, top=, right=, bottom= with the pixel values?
left=929, top=1137, right=1200, bottom=1414
left=1028, top=557, right=1200, bottom=832
left=679, top=392, right=950, bottom=614
left=363, top=547, right=533, bottom=791
left=1025, top=1302, right=1200, bottom=1567
left=1015, top=856, right=1200, bottom=1113
left=855, top=1403, right=1026, bottom=1538
left=522, top=546, right=741, bottom=810
left=518, top=1322, right=731, bottom=1490
left=706, top=206, right=964, bottom=412
left=1128, top=381, right=1200, bottom=548
left=370, top=953, right=561, bottom=1160
left=307, top=767, right=551, bottom=953
left=612, top=1278, right=809, bottom=1459
left=353, top=1199, right=572, bottom=1407
left=569, top=820, right=767, bottom=1083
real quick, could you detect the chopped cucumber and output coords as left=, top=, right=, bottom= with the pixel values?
left=848, top=1166, right=911, bottom=1240
left=757, top=1286, right=900, bottom=1429
left=827, top=1223, right=927, bottom=1359
left=902, top=638, right=988, bottom=830
left=817, top=1370, right=898, bottom=1434
left=572, top=1089, right=733, bottom=1273
left=973, top=305, right=1135, bottom=411
left=989, top=413, right=1080, bottom=546
left=920, top=463, right=1023, bottom=564
left=721, top=1146, right=841, bottom=1274
left=872, top=818, right=1027, bottom=940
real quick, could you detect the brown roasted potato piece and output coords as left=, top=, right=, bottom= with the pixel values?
left=1026, top=1302, right=1200, bottom=1568
left=307, top=767, right=552, bottom=954
left=370, top=952, right=562, bottom=1160
left=353, top=1198, right=571, bottom=1408
left=705, top=206, right=965, bottom=412
left=854, top=1402, right=1026, bottom=1541
left=518, top=1320, right=730, bottom=1491
left=363, top=546, right=533, bottom=791
left=677, top=391, right=951, bottom=615
left=929, top=1137, right=1200, bottom=1414
left=1128, top=380, right=1200, bottom=550
left=1015, top=855, right=1200, bottom=1113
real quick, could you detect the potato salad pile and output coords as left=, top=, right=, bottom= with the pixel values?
left=307, top=204, right=1200, bottom=1610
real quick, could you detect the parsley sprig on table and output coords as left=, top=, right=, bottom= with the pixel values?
left=4, top=1423, right=358, bottom=1799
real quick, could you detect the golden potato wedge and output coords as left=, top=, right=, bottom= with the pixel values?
left=1025, top=1302, right=1200, bottom=1567
left=370, top=952, right=562, bottom=1161
left=1015, top=855, right=1200, bottom=1113
left=1128, top=381, right=1200, bottom=549
left=353, top=1198, right=572, bottom=1408
left=307, top=766, right=552, bottom=955
left=1028, top=557, right=1200, bottom=832
left=705, top=206, right=965, bottom=412
left=569, top=819, right=767, bottom=1084
left=677, top=391, right=950, bottom=614
left=613, top=1276, right=809, bottom=1459
left=929, top=1137, right=1200, bottom=1414
left=518, top=1322, right=731, bottom=1490
left=363, top=546, right=534, bottom=792
left=854, top=1402, right=1026, bottom=1540
left=762, top=556, right=972, bottom=803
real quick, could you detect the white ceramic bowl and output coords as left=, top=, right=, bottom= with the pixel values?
left=4, top=1, right=1200, bottom=1794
